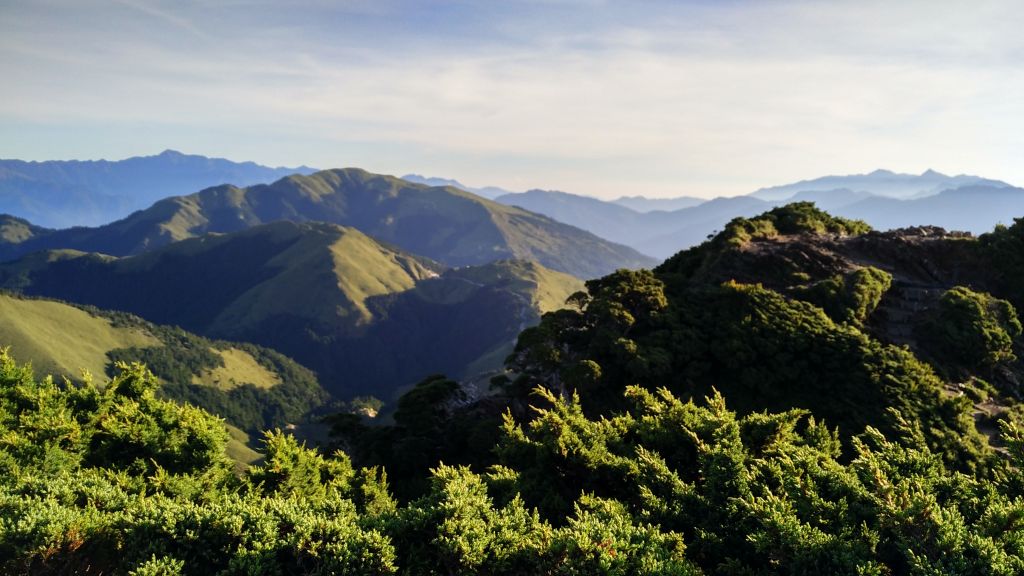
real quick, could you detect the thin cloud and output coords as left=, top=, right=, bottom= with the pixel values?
left=1, top=0, right=1022, bottom=197
left=112, top=0, right=211, bottom=40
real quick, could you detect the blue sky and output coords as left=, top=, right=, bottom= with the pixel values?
left=2, top=0, right=1023, bottom=198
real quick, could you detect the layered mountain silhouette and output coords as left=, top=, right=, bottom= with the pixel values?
left=750, top=168, right=1010, bottom=201
left=0, top=168, right=654, bottom=278
left=4, top=152, right=1015, bottom=269
left=489, top=170, right=1022, bottom=259
left=610, top=195, right=704, bottom=212
left=0, top=149, right=316, bottom=227
left=0, top=220, right=583, bottom=399
left=401, top=173, right=512, bottom=200
left=832, top=184, right=1024, bottom=233
left=495, top=189, right=772, bottom=259
left=494, top=189, right=649, bottom=247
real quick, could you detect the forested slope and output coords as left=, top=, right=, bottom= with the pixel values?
left=5, top=203, right=1024, bottom=574
left=0, top=223, right=583, bottom=399
left=0, top=292, right=326, bottom=436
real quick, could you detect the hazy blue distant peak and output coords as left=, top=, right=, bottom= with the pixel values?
left=612, top=195, right=705, bottom=213
left=751, top=169, right=1011, bottom=201
left=400, top=174, right=514, bottom=200
left=401, top=174, right=466, bottom=189
left=149, top=149, right=317, bottom=172
left=521, top=188, right=601, bottom=200
left=0, top=151, right=319, bottom=228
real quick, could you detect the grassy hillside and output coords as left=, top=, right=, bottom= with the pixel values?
left=0, top=215, right=46, bottom=244
left=0, top=221, right=440, bottom=338
left=0, top=293, right=158, bottom=380
left=0, top=168, right=655, bottom=278
left=0, top=223, right=584, bottom=400
left=0, top=292, right=327, bottom=435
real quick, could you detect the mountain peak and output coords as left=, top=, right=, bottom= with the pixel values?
left=0, top=152, right=321, bottom=228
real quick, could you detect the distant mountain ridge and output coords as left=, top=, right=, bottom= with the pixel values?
left=611, top=195, right=704, bottom=212
left=4, top=152, right=1019, bottom=269
left=401, top=173, right=512, bottom=199
left=486, top=169, right=1021, bottom=260
left=0, top=168, right=655, bottom=278
left=0, top=149, right=317, bottom=227
left=493, top=188, right=773, bottom=259
left=833, top=184, right=1024, bottom=233
left=494, top=189, right=647, bottom=247
left=750, top=168, right=1010, bottom=201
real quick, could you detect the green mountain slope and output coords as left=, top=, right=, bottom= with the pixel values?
left=0, top=222, right=584, bottom=400
left=325, top=259, right=583, bottom=395
left=6, top=208, right=1024, bottom=574
left=504, top=203, right=1024, bottom=475
left=0, top=221, right=440, bottom=337
left=0, top=214, right=48, bottom=244
left=0, top=168, right=655, bottom=278
left=0, top=293, right=158, bottom=380
left=0, top=292, right=327, bottom=436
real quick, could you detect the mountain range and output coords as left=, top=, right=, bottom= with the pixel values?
left=0, top=149, right=316, bottom=228
left=0, top=168, right=653, bottom=278
left=0, top=220, right=582, bottom=400
left=610, top=195, right=704, bottom=212
left=750, top=168, right=1010, bottom=200
left=400, top=173, right=512, bottom=200
left=488, top=169, right=1023, bottom=258
left=4, top=151, right=1018, bottom=264
left=2, top=151, right=1022, bottom=443
left=7, top=199, right=1024, bottom=575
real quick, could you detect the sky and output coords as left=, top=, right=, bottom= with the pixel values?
left=2, top=0, right=1023, bottom=198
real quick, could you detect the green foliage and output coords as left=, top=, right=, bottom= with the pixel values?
left=110, top=333, right=328, bottom=435
left=0, top=350, right=234, bottom=488
left=4, top=204, right=1024, bottom=573
left=721, top=200, right=867, bottom=246
left=925, top=286, right=1022, bottom=369
left=496, top=386, right=1024, bottom=575
left=731, top=201, right=872, bottom=240
left=329, top=375, right=503, bottom=501
left=512, top=273, right=989, bottom=472
left=348, top=395, right=384, bottom=416
left=507, top=269, right=669, bottom=407
left=6, top=343, right=1024, bottom=573
left=657, top=202, right=871, bottom=282
left=793, top=266, right=893, bottom=326
left=979, top=218, right=1024, bottom=311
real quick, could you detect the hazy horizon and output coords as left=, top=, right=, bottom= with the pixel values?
left=3, top=0, right=1023, bottom=200
left=8, top=147, right=1011, bottom=201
